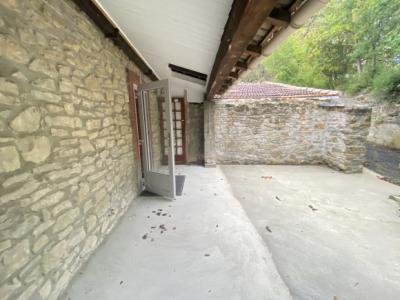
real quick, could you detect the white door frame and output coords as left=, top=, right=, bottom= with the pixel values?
left=138, top=79, right=176, bottom=199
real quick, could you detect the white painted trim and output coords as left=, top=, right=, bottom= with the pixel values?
left=93, top=0, right=160, bottom=80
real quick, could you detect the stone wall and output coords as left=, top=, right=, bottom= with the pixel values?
left=204, top=101, right=216, bottom=167
left=211, top=98, right=371, bottom=172
left=188, top=103, right=204, bottom=164
left=368, top=101, right=400, bottom=150
left=214, top=99, right=325, bottom=164
left=0, top=0, right=147, bottom=299
left=322, top=105, right=372, bottom=173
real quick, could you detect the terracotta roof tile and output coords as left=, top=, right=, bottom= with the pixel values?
left=214, top=81, right=339, bottom=99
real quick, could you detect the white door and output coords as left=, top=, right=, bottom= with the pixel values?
left=138, top=79, right=176, bottom=199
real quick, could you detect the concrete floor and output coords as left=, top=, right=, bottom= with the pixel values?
left=61, top=166, right=292, bottom=300
left=221, top=165, right=400, bottom=300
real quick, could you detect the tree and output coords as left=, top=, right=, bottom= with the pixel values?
left=244, top=0, right=400, bottom=101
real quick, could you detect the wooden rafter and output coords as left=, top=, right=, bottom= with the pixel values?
left=245, top=45, right=262, bottom=56
left=267, top=7, right=291, bottom=27
left=206, top=0, right=278, bottom=100
left=235, top=61, right=248, bottom=70
left=229, top=71, right=239, bottom=79
left=260, top=27, right=279, bottom=47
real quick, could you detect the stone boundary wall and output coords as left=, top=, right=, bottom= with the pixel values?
left=367, top=101, right=400, bottom=150
left=211, top=98, right=371, bottom=173
left=0, top=0, right=146, bottom=299
left=322, top=104, right=372, bottom=173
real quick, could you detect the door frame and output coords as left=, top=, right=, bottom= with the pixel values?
left=137, top=79, right=176, bottom=199
left=127, top=69, right=144, bottom=189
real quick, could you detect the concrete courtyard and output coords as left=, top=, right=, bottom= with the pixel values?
left=62, top=165, right=400, bottom=300
left=221, top=165, right=400, bottom=300
left=61, top=166, right=291, bottom=300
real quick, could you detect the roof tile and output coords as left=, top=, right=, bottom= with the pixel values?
left=215, top=82, right=339, bottom=99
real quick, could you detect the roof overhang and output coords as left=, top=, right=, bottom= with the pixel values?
left=74, top=0, right=328, bottom=102
left=93, top=0, right=234, bottom=102
left=206, top=0, right=329, bottom=100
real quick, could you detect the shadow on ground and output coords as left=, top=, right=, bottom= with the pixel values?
left=365, top=143, right=400, bottom=185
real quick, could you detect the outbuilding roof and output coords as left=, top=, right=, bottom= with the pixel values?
left=214, top=81, right=339, bottom=100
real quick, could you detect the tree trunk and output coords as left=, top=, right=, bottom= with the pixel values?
left=356, top=59, right=362, bottom=74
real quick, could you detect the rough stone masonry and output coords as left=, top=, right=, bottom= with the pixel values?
left=0, top=0, right=147, bottom=299
left=211, top=98, right=371, bottom=173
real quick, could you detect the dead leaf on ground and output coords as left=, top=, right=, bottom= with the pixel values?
left=308, top=205, right=318, bottom=211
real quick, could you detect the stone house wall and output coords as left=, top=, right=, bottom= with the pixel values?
left=0, top=0, right=148, bottom=299
left=211, top=98, right=371, bottom=172
left=188, top=103, right=204, bottom=164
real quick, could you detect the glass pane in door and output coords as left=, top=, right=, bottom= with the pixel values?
left=142, top=88, right=170, bottom=176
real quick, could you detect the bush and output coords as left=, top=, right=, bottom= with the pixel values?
left=342, top=71, right=373, bottom=95
left=372, top=68, right=400, bottom=102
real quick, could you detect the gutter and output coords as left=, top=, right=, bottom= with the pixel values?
left=239, top=0, right=329, bottom=80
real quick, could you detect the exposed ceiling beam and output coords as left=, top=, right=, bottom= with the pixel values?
left=235, top=61, right=248, bottom=70
left=245, top=45, right=262, bottom=56
left=206, top=0, right=278, bottom=100
left=267, top=7, right=291, bottom=27
left=260, top=28, right=279, bottom=47
left=229, top=71, right=239, bottom=79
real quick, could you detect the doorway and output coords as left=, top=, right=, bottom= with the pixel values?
left=128, top=73, right=185, bottom=199
left=137, top=79, right=176, bottom=199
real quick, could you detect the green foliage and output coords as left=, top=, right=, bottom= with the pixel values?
left=338, top=70, right=373, bottom=95
left=372, top=68, right=400, bottom=102
left=245, top=0, right=400, bottom=102
left=242, top=63, right=272, bottom=82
